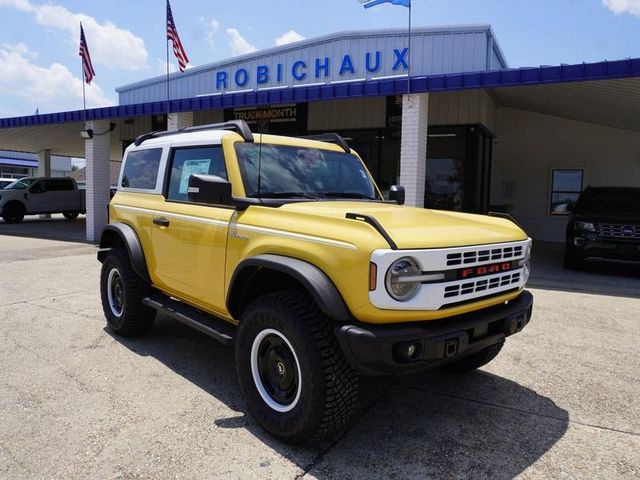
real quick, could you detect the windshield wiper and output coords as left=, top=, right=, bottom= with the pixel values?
left=257, top=191, right=319, bottom=199
left=319, top=192, right=377, bottom=200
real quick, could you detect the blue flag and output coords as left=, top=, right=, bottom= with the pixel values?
left=359, top=0, right=410, bottom=8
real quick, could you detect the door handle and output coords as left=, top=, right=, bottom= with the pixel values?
left=153, top=217, right=170, bottom=227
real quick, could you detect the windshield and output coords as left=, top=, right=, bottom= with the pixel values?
left=576, top=188, right=640, bottom=214
left=4, top=178, right=36, bottom=190
left=235, top=143, right=380, bottom=200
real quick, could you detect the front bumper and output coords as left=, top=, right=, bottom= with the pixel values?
left=568, top=235, right=640, bottom=262
left=335, top=290, right=533, bottom=375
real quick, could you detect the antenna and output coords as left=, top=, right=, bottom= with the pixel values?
left=257, top=120, right=265, bottom=197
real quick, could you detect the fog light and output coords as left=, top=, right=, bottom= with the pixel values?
left=573, top=237, right=586, bottom=247
left=407, top=343, right=417, bottom=358
left=393, top=341, right=422, bottom=362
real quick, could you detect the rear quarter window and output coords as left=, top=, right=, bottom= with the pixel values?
left=121, top=148, right=163, bottom=190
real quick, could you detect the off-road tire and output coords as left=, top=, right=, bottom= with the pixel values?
left=563, top=248, right=583, bottom=270
left=2, top=202, right=25, bottom=224
left=100, top=248, right=155, bottom=336
left=440, top=339, right=505, bottom=373
left=63, top=211, right=80, bottom=220
left=235, top=290, right=359, bottom=444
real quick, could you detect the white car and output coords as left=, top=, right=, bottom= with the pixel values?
left=0, top=178, right=15, bottom=189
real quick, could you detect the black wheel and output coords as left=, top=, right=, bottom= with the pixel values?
left=563, top=248, right=583, bottom=270
left=100, top=248, right=155, bottom=336
left=63, top=211, right=79, bottom=220
left=235, top=290, right=359, bottom=444
left=440, top=340, right=505, bottom=373
left=2, top=202, right=25, bottom=224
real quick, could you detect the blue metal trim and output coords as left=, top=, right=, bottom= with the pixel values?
left=2, top=57, right=639, bottom=129
left=0, top=158, right=38, bottom=167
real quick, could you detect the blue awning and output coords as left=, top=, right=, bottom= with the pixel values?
left=1, top=57, right=639, bottom=129
left=0, top=157, right=37, bottom=168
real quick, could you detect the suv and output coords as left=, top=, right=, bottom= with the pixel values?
left=565, top=186, right=640, bottom=268
left=97, top=120, right=533, bottom=443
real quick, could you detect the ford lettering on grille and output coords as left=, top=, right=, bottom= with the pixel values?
left=459, top=261, right=513, bottom=280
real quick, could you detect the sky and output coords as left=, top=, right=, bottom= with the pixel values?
left=0, top=0, right=639, bottom=118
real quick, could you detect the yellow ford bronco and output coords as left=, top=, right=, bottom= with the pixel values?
left=98, top=120, right=533, bottom=443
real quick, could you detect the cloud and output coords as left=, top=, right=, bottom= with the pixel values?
left=226, top=28, right=257, bottom=56
left=204, top=18, right=220, bottom=50
left=603, top=0, right=640, bottom=16
left=1, top=42, right=37, bottom=59
left=0, top=44, right=113, bottom=115
left=275, top=30, right=305, bottom=46
left=0, top=0, right=148, bottom=70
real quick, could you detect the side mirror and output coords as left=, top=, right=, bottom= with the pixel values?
left=389, top=185, right=405, bottom=205
left=187, top=174, right=232, bottom=205
left=566, top=202, right=574, bottom=212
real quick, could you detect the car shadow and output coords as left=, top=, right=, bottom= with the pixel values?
left=107, top=315, right=569, bottom=479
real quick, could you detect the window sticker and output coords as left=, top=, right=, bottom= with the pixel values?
left=179, top=159, right=211, bottom=194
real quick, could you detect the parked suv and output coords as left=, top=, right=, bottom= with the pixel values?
left=98, top=120, right=533, bottom=443
left=565, top=186, right=640, bottom=268
left=0, top=176, right=85, bottom=223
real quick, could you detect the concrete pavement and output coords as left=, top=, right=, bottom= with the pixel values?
left=0, top=236, right=638, bottom=479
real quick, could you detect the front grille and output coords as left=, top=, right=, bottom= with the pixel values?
left=596, top=223, right=640, bottom=240
left=443, top=272, right=521, bottom=299
left=446, top=245, right=523, bottom=266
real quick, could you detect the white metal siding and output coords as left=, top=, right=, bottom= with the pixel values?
left=308, top=97, right=386, bottom=131
left=429, top=89, right=499, bottom=133
left=118, top=27, right=504, bottom=104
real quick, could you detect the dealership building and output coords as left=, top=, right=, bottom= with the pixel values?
left=0, top=25, right=638, bottom=242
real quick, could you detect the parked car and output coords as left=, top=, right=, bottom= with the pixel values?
left=564, top=186, right=640, bottom=268
left=0, top=177, right=85, bottom=224
left=0, top=178, right=15, bottom=189
left=97, top=120, right=534, bottom=444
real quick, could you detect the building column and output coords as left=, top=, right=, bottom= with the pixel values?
left=399, top=93, right=429, bottom=208
left=167, top=111, right=193, bottom=131
left=85, top=120, right=111, bottom=243
left=37, top=149, right=52, bottom=218
left=37, top=149, right=51, bottom=177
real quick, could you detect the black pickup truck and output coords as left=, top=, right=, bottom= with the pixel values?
left=564, top=186, right=640, bottom=268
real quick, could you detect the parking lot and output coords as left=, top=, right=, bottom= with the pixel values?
left=0, top=232, right=638, bottom=479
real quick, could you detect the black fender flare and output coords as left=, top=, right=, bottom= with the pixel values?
left=97, top=223, right=150, bottom=282
left=227, top=254, right=352, bottom=322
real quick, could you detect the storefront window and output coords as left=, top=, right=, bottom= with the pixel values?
left=550, top=169, right=583, bottom=215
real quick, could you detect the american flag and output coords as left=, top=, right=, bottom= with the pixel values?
left=167, top=0, right=189, bottom=72
left=78, top=24, right=96, bottom=84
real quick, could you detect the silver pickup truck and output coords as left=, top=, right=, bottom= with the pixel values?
left=0, top=177, right=85, bottom=224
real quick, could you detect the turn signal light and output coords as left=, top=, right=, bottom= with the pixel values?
left=369, top=262, right=377, bottom=291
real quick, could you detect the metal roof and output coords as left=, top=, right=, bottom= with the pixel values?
left=1, top=57, right=638, bottom=130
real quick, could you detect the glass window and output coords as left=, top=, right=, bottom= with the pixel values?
left=550, top=169, right=583, bottom=215
left=46, top=178, right=74, bottom=191
left=6, top=178, right=36, bottom=190
left=167, top=146, right=227, bottom=202
left=235, top=143, right=379, bottom=200
left=121, top=148, right=163, bottom=190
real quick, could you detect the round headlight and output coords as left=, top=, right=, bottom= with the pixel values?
left=385, top=257, right=421, bottom=302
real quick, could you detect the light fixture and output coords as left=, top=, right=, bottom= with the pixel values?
left=80, top=128, right=93, bottom=139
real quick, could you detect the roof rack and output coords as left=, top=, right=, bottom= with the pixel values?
left=134, top=120, right=254, bottom=146
left=300, top=133, right=351, bottom=153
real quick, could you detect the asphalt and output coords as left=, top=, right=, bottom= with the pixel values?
left=0, top=234, right=638, bottom=479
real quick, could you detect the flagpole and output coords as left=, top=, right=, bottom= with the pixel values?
left=166, top=1, right=171, bottom=118
left=407, top=1, right=412, bottom=96
left=81, top=22, right=87, bottom=124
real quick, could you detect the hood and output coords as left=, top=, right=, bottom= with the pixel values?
left=280, top=201, right=528, bottom=249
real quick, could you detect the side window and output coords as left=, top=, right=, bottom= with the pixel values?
left=166, top=146, right=227, bottom=202
left=30, top=181, right=45, bottom=193
left=47, top=179, right=74, bottom=191
left=550, top=169, right=583, bottom=215
left=121, top=148, right=163, bottom=190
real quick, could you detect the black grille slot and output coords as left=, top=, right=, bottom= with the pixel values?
left=442, top=271, right=522, bottom=300
left=446, top=243, right=526, bottom=267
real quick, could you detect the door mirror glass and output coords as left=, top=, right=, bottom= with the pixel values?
left=187, top=174, right=232, bottom=205
left=389, top=185, right=405, bottom=205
